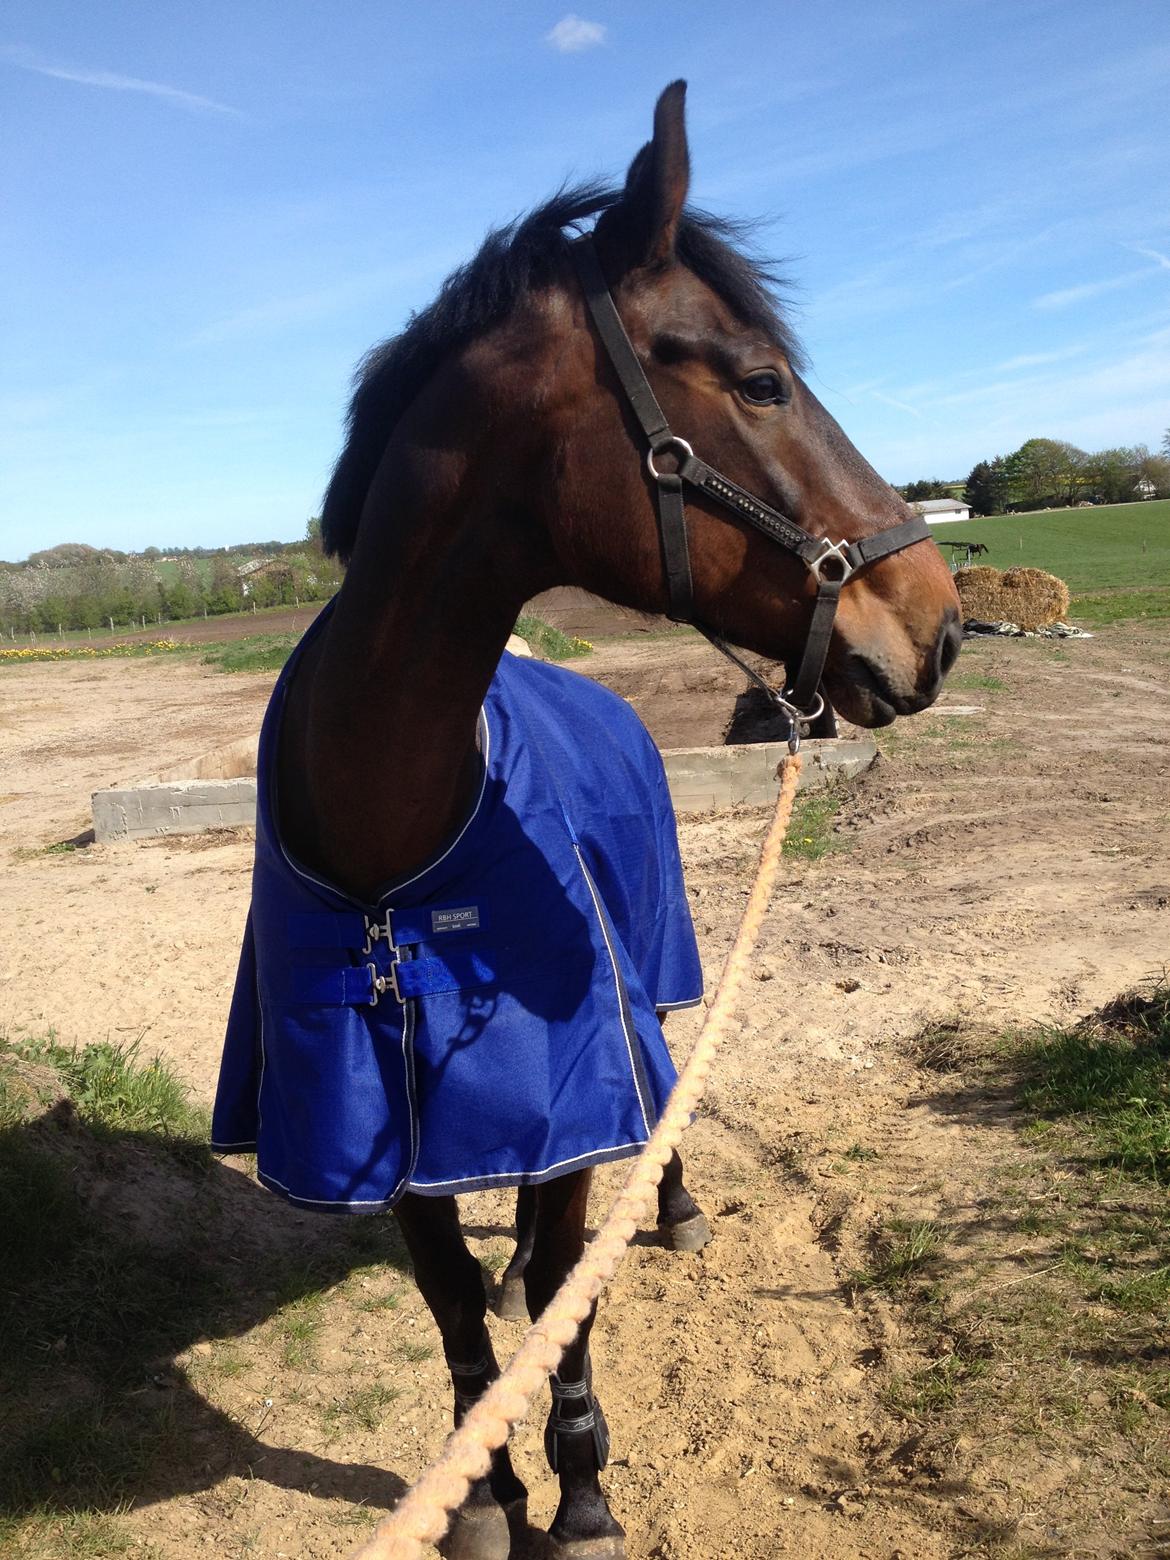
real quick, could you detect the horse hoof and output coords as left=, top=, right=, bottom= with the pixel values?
left=494, top=1274, right=528, bottom=1320
left=545, top=1536, right=626, bottom=1560
left=660, top=1211, right=712, bottom=1253
left=439, top=1498, right=517, bottom=1560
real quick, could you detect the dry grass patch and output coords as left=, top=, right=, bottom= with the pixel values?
left=864, top=989, right=1170, bottom=1555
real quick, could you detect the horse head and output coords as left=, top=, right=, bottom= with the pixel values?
left=515, top=82, right=962, bottom=726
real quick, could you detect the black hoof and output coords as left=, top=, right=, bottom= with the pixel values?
left=440, top=1497, right=523, bottom=1560
left=494, top=1274, right=528, bottom=1320
left=659, top=1211, right=712, bottom=1253
left=546, top=1536, right=626, bottom=1559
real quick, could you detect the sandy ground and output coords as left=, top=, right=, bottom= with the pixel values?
left=2, top=621, right=1169, bottom=1558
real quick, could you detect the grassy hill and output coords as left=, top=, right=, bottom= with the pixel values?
left=928, top=501, right=1169, bottom=591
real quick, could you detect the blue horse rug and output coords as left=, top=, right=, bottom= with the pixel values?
left=211, top=604, right=703, bottom=1212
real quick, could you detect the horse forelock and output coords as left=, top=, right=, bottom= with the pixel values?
left=320, top=186, right=802, bottom=562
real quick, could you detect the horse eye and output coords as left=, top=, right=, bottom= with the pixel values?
left=740, top=371, right=786, bottom=405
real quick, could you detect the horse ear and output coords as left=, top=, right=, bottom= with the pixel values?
left=616, top=80, right=690, bottom=270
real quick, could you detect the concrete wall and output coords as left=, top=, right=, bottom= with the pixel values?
left=92, top=735, right=876, bottom=843
left=663, top=736, right=876, bottom=814
left=92, top=778, right=260, bottom=842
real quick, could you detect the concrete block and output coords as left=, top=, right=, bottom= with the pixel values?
left=92, top=778, right=258, bottom=843
left=661, top=736, right=876, bottom=814
left=92, top=734, right=876, bottom=842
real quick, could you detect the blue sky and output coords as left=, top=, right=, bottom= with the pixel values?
left=2, top=0, right=1168, bottom=561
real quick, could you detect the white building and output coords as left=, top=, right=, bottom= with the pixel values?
left=912, top=497, right=971, bottom=523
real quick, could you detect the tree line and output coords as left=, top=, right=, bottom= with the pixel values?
left=900, top=429, right=1170, bottom=516
left=0, top=523, right=342, bottom=638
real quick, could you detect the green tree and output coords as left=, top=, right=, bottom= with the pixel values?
left=1007, top=438, right=1088, bottom=508
left=963, top=458, right=1012, bottom=516
left=900, top=478, right=951, bottom=501
left=1084, top=447, right=1141, bottom=504
left=207, top=556, right=244, bottom=615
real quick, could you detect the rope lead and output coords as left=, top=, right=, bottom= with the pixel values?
left=351, top=755, right=805, bottom=1560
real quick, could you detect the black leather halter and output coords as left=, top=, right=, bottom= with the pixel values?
left=569, top=235, right=931, bottom=740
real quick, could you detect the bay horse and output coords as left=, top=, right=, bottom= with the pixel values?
left=213, top=81, right=960, bottom=1560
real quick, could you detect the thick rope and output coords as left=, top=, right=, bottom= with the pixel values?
left=352, top=753, right=804, bottom=1560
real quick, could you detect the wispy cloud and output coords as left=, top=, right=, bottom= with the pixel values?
left=2, top=44, right=241, bottom=116
left=991, top=346, right=1086, bottom=374
left=189, top=252, right=461, bottom=345
left=869, top=389, right=925, bottom=419
left=1032, top=265, right=1163, bottom=310
left=545, top=15, right=606, bottom=53
left=1127, top=243, right=1170, bottom=270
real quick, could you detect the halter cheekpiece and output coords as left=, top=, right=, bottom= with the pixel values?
left=569, top=234, right=931, bottom=749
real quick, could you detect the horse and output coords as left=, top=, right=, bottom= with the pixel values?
left=212, top=80, right=961, bottom=1560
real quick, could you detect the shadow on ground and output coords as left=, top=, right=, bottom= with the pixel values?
left=0, top=1090, right=418, bottom=1522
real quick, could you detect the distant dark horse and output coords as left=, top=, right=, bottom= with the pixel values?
left=220, top=83, right=960, bottom=1559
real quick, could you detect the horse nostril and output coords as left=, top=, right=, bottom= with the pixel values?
left=937, top=611, right=962, bottom=677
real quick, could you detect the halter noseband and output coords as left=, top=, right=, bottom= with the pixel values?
left=569, top=234, right=930, bottom=746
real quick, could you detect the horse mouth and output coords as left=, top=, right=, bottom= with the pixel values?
left=830, top=654, right=904, bottom=728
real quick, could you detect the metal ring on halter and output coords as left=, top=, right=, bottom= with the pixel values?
left=646, top=436, right=694, bottom=481
left=784, top=688, right=825, bottom=724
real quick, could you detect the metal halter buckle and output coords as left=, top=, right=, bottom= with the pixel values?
left=646, top=435, right=694, bottom=481
left=809, top=537, right=855, bottom=584
left=367, top=955, right=403, bottom=1007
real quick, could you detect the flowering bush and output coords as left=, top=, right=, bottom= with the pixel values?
left=0, top=639, right=184, bottom=665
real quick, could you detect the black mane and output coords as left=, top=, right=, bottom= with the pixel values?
left=321, top=182, right=802, bottom=561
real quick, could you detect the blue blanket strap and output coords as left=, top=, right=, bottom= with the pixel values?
left=288, top=903, right=485, bottom=954
left=291, top=947, right=498, bottom=1007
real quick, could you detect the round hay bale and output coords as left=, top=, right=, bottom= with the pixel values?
left=955, top=565, right=1069, bottom=630
left=999, top=567, right=1069, bottom=629
left=953, top=565, right=1003, bottom=623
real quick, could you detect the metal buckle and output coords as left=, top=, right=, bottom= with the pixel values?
left=646, top=436, right=694, bottom=481
left=367, top=955, right=404, bottom=1007
left=809, top=538, right=854, bottom=584
left=361, top=911, right=393, bottom=957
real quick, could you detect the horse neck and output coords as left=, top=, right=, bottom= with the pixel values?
left=281, top=452, right=556, bottom=899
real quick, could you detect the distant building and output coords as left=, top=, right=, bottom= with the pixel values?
left=912, top=497, right=971, bottom=523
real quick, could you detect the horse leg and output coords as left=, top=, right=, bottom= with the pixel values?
left=656, top=1147, right=712, bottom=1252
left=394, top=1192, right=527, bottom=1560
left=494, top=1184, right=536, bottom=1320
left=525, top=1170, right=624, bottom=1559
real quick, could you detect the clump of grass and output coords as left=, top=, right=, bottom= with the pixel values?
left=398, top=1340, right=433, bottom=1364
left=1016, top=987, right=1170, bottom=1182
left=784, top=790, right=842, bottom=861
left=850, top=1219, right=944, bottom=1293
left=843, top=1142, right=878, bottom=1162
left=273, top=1286, right=327, bottom=1368
left=201, top=633, right=300, bottom=674
left=948, top=670, right=1006, bottom=691
left=320, top=1382, right=400, bottom=1436
left=0, top=1510, right=142, bottom=1559
left=478, top=1241, right=510, bottom=1274
left=14, top=1036, right=208, bottom=1144
left=513, top=614, right=592, bottom=661
left=884, top=1353, right=989, bottom=1415
left=904, top=1018, right=987, bottom=1073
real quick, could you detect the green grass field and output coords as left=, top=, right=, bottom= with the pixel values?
left=930, top=499, right=1170, bottom=593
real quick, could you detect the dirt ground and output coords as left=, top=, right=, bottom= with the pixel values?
left=1, top=619, right=1168, bottom=1559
